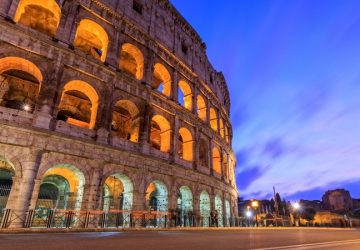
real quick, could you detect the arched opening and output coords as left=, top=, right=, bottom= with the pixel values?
left=0, top=57, right=43, bottom=113
left=225, top=199, right=231, bottom=227
left=223, top=153, right=228, bottom=179
left=145, top=180, right=168, bottom=212
left=199, top=191, right=211, bottom=227
left=57, top=80, right=99, bottom=129
left=14, top=0, right=61, bottom=36
left=199, top=138, right=209, bottom=167
left=178, top=128, right=193, bottom=161
left=119, top=43, right=144, bottom=80
left=35, top=164, right=85, bottom=220
left=102, top=173, right=133, bottom=212
left=74, top=19, right=109, bottom=62
left=111, top=100, right=140, bottom=142
left=0, top=157, right=15, bottom=220
left=212, top=147, right=221, bottom=175
left=150, top=115, right=171, bottom=153
left=210, top=107, right=218, bottom=132
left=153, top=63, right=171, bottom=97
left=196, top=95, right=207, bottom=122
left=177, top=186, right=193, bottom=226
left=215, top=195, right=223, bottom=227
left=219, top=118, right=225, bottom=138
left=178, top=80, right=192, bottom=111
left=102, top=173, right=133, bottom=228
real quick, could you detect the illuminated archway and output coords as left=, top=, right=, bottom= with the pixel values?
left=178, top=80, right=192, bottom=111
left=119, top=43, right=144, bottom=80
left=111, top=100, right=140, bottom=142
left=36, top=164, right=85, bottom=212
left=74, top=19, right=109, bottom=62
left=153, top=63, right=171, bottom=97
left=219, top=118, right=225, bottom=138
left=14, top=0, right=61, bottom=36
left=0, top=57, right=42, bottom=113
left=196, top=95, right=207, bottom=122
left=177, top=186, right=193, bottom=226
left=215, top=194, right=223, bottom=227
left=103, top=173, right=133, bottom=212
left=212, top=147, right=221, bottom=175
left=57, top=80, right=99, bottom=129
left=199, top=138, right=209, bottom=167
left=150, top=115, right=171, bottom=153
left=0, top=156, right=15, bottom=218
left=225, top=199, right=231, bottom=226
left=199, top=191, right=211, bottom=227
left=209, top=107, right=218, bottom=132
left=178, top=127, right=193, bottom=161
left=146, top=180, right=168, bottom=212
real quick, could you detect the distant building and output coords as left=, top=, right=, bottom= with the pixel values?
left=299, top=199, right=323, bottom=212
left=322, top=189, right=354, bottom=212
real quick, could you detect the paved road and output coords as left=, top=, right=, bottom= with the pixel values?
left=0, top=229, right=360, bottom=250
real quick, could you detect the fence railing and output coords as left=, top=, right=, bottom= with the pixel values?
left=0, top=208, right=244, bottom=229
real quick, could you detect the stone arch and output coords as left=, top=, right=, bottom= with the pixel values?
left=153, top=63, right=171, bottom=97
left=209, top=107, right=218, bottom=132
left=212, top=147, right=221, bottom=175
left=111, top=100, right=140, bottom=142
left=145, top=180, right=168, bottom=212
left=178, top=80, right=192, bottom=111
left=57, top=80, right=99, bottom=129
left=214, top=194, right=223, bottom=227
left=74, top=19, right=109, bottom=62
left=0, top=156, right=16, bottom=214
left=119, top=43, right=144, bottom=80
left=102, top=173, right=133, bottom=212
left=199, top=137, right=209, bottom=167
left=178, top=127, right=193, bottom=161
left=199, top=190, right=211, bottom=227
left=225, top=125, right=229, bottom=143
left=219, top=118, right=225, bottom=138
left=196, top=95, right=207, bottom=122
left=223, top=153, right=228, bottom=179
left=150, top=115, right=171, bottom=153
left=177, top=186, right=193, bottom=226
left=14, top=0, right=61, bottom=36
left=36, top=164, right=86, bottom=211
left=0, top=57, right=43, bottom=113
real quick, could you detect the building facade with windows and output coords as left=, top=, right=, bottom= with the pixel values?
left=0, top=0, right=237, bottom=228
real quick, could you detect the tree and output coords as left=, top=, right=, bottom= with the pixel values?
left=301, top=208, right=316, bottom=224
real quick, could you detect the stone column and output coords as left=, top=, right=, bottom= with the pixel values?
left=209, top=139, right=213, bottom=176
left=172, top=71, right=179, bottom=102
left=193, top=128, right=200, bottom=170
left=29, top=179, right=42, bottom=210
left=167, top=117, right=175, bottom=164
left=6, top=0, right=19, bottom=19
left=7, top=149, right=43, bottom=228
left=192, top=87, right=198, bottom=116
left=82, top=168, right=102, bottom=211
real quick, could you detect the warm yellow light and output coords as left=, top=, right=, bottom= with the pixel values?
left=251, top=200, right=259, bottom=208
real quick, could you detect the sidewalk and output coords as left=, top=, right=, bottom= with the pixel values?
left=0, top=227, right=357, bottom=234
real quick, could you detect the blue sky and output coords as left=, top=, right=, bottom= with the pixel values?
left=171, top=0, right=360, bottom=201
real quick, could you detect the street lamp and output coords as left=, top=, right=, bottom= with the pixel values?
left=292, top=202, right=301, bottom=227
left=251, top=200, right=259, bottom=227
left=245, top=209, right=252, bottom=227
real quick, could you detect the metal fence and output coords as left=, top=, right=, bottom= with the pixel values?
left=0, top=208, right=244, bottom=229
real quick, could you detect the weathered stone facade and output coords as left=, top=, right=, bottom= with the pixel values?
left=0, top=0, right=237, bottom=228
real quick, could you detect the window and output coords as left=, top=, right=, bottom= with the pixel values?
left=181, top=42, right=188, bottom=55
left=133, top=0, right=143, bottom=15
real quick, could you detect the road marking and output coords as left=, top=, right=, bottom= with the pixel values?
left=254, top=239, right=360, bottom=250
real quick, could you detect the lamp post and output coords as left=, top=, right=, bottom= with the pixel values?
left=251, top=200, right=259, bottom=227
left=292, top=202, right=301, bottom=227
left=245, top=209, right=252, bottom=227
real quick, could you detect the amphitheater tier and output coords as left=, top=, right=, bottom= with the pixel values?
left=0, top=0, right=237, bottom=228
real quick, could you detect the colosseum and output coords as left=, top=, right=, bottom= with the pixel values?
left=0, top=0, right=237, bottom=229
